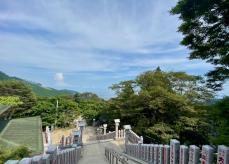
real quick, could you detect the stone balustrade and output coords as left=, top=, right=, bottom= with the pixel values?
left=126, top=129, right=142, bottom=144
left=105, top=147, right=129, bottom=164
left=125, top=139, right=229, bottom=164
left=4, top=145, right=81, bottom=164
left=59, top=134, right=74, bottom=149
left=96, top=131, right=116, bottom=140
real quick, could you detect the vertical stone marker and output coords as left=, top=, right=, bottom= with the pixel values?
left=150, top=144, right=154, bottom=163
left=200, top=145, right=214, bottom=164
left=46, top=126, right=52, bottom=145
left=170, top=139, right=180, bottom=164
left=123, top=125, right=131, bottom=141
left=146, top=144, right=150, bottom=162
left=217, top=145, right=229, bottom=164
left=164, top=145, right=170, bottom=164
left=180, top=145, right=188, bottom=164
left=114, top=119, right=120, bottom=139
left=189, top=145, right=200, bottom=164
left=78, top=120, right=86, bottom=146
left=103, top=124, right=107, bottom=135
left=158, top=144, right=164, bottom=164
left=154, top=144, right=159, bottom=164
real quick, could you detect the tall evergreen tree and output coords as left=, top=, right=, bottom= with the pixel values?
left=171, top=0, right=229, bottom=90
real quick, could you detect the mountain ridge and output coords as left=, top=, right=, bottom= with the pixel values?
left=0, top=71, right=77, bottom=97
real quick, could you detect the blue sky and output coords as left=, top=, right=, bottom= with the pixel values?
left=0, top=0, right=228, bottom=99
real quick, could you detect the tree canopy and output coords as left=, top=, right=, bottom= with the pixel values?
left=0, top=80, right=36, bottom=116
left=109, top=68, right=214, bottom=144
left=171, top=0, right=229, bottom=90
left=29, top=97, right=80, bottom=127
left=0, top=96, right=23, bottom=106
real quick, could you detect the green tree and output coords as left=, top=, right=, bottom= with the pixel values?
left=171, top=0, right=229, bottom=90
left=0, top=96, right=23, bottom=106
left=208, top=97, right=229, bottom=145
left=29, top=97, right=80, bottom=127
left=74, top=92, right=102, bottom=102
left=168, top=72, right=214, bottom=104
left=0, top=145, right=30, bottom=163
left=29, top=99, right=56, bottom=126
left=0, top=80, right=36, bottom=116
left=110, top=68, right=212, bottom=144
left=78, top=99, right=108, bottom=123
left=145, top=123, right=178, bottom=144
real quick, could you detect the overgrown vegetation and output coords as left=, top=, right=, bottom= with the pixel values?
left=0, top=96, right=23, bottom=106
left=0, top=145, right=30, bottom=164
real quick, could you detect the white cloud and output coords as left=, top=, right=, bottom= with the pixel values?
left=54, top=72, right=64, bottom=82
left=1, top=0, right=225, bottom=98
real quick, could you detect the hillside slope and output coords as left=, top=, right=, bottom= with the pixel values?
left=0, top=71, right=77, bottom=96
left=0, top=116, right=43, bottom=153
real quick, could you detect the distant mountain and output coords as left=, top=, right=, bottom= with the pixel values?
left=0, top=71, right=77, bottom=97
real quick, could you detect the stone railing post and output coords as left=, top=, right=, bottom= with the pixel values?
left=170, top=139, right=180, bottom=164
left=200, top=145, right=214, bottom=164
left=123, top=125, right=131, bottom=153
left=103, top=124, right=107, bottom=135
left=93, top=119, right=96, bottom=127
left=46, top=145, right=57, bottom=164
left=217, top=145, right=228, bottom=164
left=114, top=119, right=120, bottom=139
left=139, top=136, right=143, bottom=144
left=78, top=120, right=86, bottom=146
left=46, top=126, right=52, bottom=145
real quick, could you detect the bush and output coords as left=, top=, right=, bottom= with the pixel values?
left=0, top=145, right=30, bottom=163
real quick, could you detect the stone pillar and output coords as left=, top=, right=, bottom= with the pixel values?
left=93, top=119, right=96, bottom=127
left=46, top=145, right=57, bottom=164
left=170, top=139, right=180, bottom=164
left=123, top=125, right=131, bottom=139
left=158, top=144, right=164, bottom=164
left=164, top=145, right=170, bottom=164
left=114, top=119, right=120, bottom=139
left=217, top=145, right=229, bottom=164
left=180, top=145, right=188, bottom=164
left=154, top=144, right=159, bottom=164
left=200, top=145, right=214, bottom=164
left=123, top=125, right=131, bottom=153
left=103, top=124, right=107, bottom=135
left=46, top=126, right=52, bottom=145
left=78, top=120, right=86, bottom=146
left=139, top=136, right=143, bottom=144
left=189, top=145, right=200, bottom=164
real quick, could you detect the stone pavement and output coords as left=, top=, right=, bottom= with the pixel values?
left=78, top=126, right=125, bottom=164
